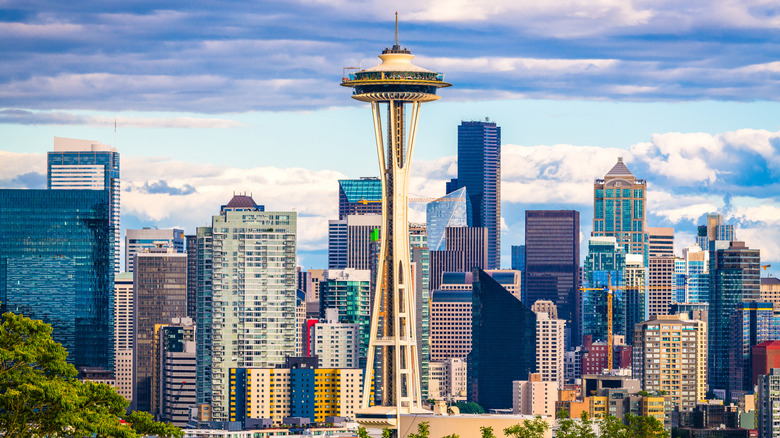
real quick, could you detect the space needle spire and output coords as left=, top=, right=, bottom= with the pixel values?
left=341, top=15, right=451, bottom=434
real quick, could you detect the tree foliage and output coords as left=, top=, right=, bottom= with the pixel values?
left=481, top=426, right=497, bottom=438
left=408, top=421, right=430, bottom=438
left=0, top=311, right=182, bottom=438
left=453, top=401, right=485, bottom=414
left=556, top=411, right=596, bottom=438
left=503, top=416, right=549, bottom=438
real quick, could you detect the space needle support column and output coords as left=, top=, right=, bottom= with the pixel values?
left=341, top=20, right=450, bottom=431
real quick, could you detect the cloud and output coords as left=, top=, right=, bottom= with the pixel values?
left=0, top=109, right=243, bottom=128
left=129, top=180, right=197, bottom=196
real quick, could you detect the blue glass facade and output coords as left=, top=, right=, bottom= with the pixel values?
left=0, top=189, right=114, bottom=370
left=447, top=121, right=500, bottom=269
left=338, top=177, right=382, bottom=219
left=729, top=302, right=779, bottom=401
left=426, top=187, right=471, bottom=251
left=582, top=238, right=628, bottom=344
left=708, top=242, right=761, bottom=394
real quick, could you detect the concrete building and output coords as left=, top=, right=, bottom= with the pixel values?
left=729, top=302, right=780, bottom=400
left=757, top=368, right=780, bottom=438
left=753, top=341, right=780, bottom=388
left=154, top=320, right=196, bottom=427
left=195, top=195, right=297, bottom=421
left=310, top=309, right=359, bottom=368
left=430, top=290, right=472, bottom=361
left=513, top=373, right=558, bottom=416
left=327, top=214, right=381, bottom=270
left=48, top=136, right=120, bottom=273
left=428, top=358, right=467, bottom=401
left=133, top=248, right=187, bottom=412
left=429, top=227, right=488, bottom=291
left=632, top=314, right=707, bottom=411
left=580, top=335, right=632, bottom=375
left=534, top=306, right=565, bottom=388
left=229, top=365, right=364, bottom=425
left=761, top=277, right=780, bottom=311
left=676, top=244, right=709, bottom=303
left=114, top=272, right=134, bottom=402
left=125, top=227, right=184, bottom=273
left=648, top=226, right=674, bottom=317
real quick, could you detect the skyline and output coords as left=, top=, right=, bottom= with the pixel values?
left=1, top=1, right=779, bottom=274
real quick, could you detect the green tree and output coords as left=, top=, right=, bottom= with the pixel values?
left=382, top=427, right=392, bottom=438
left=503, top=416, right=549, bottom=438
left=358, top=426, right=371, bottom=438
left=556, top=411, right=596, bottom=438
left=453, top=401, right=485, bottom=414
left=0, top=311, right=182, bottom=438
left=599, top=415, right=629, bottom=438
left=481, top=426, right=497, bottom=438
left=441, top=434, right=460, bottom=438
left=626, top=414, right=667, bottom=438
left=408, top=421, right=430, bottom=438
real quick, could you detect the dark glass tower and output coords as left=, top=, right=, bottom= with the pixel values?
left=709, top=241, right=760, bottom=396
left=0, top=189, right=113, bottom=369
left=524, top=210, right=580, bottom=347
left=467, top=269, right=536, bottom=410
left=447, top=121, right=501, bottom=269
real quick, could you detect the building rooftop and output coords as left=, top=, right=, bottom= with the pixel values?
left=762, top=277, right=780, bottom=285
left=605, top=157, right=635, bottom=178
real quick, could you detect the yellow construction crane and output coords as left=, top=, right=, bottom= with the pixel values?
left=579, top=275, right=672, bottom=371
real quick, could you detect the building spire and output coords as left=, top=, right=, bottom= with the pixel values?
left=394, top=12, right=399, bottom=47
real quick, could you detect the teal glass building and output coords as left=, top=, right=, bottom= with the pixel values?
left=338, top=177, right=382, bottom=219
left=0, top=189, right=114, bottom=369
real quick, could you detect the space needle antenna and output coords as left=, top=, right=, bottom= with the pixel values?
left=394, top=12, right=399, bottom=47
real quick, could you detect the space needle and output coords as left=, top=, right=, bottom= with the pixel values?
left=341, top=14, right=451, bottom=433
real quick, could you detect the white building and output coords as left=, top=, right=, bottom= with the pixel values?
left=428, top=358, right=467, bottom=401
left=513, top=373, right=558, bottom=417
left=311, top=309, right=359, bottom=369
left=758, top=368, right=780, bottom=438
left=534, top=308, right=565, bottom=388
left=114, top=272, right=134, bottom=401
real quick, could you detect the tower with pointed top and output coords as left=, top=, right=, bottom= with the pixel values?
left=593, top=157, right=648, bottom=262
left=341, top=16, right=450, bottom=430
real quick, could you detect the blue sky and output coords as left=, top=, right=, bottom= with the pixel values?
left=1, top=0, right=780, bottom=274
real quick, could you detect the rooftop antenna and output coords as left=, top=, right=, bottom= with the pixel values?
left=394, top=12, right=399, bottom=47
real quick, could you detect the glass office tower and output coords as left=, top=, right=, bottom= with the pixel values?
left=0, top=189, right=114, bottom=369
left=426, top=187, right=471, bottom=251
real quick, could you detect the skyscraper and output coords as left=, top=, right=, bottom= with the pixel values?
left=708, top=241, right=760, bottom=396
left=327, top=215, right=382, bottom=270
left=468, top=269, right=536, bottom=410
left=48, top=136, right=120, bottom=273
left=338, top=177, right=382, bottom=219
left=429, top=227, right=488, bottom=291
left=632, top=314, right=707, bottom=411
left=592, top=157, right=647, bottom=261
left=447, top=120, right=501, bottom=269
left=647, top=227, right=674, bottom=317
left=426, top=187, right=471, bottom=251
left=524, top=210, right=580, bottom=346
left=728, top=302, right=779, bottom=401
left=125, top=227, right=184, bottom=273
left=0, top=189, right=113, bottom=370
left=114, top=273, right=134, bottom=402
left=196, top=194, right=297, bottom=421
left=319, top=269, right=371, bottom=358
left=132, top=248, right=187, bottom=412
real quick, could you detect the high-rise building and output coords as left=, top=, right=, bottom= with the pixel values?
left=752, top=341, right=780, bottom=388
left=47, top=136, right=120, bottom=273
left=592, top=157, right=647, bottom=261
left=511, top=245, right=525, bottom=271
left=132, top=249, right=187, bottom=412
left=729, top=302, right=780, bottom=401
left=185, top=235, right=198, bottom=319
left=533, top=306, right=565, bottom=388
left=512, top=373, right=558, bottom=417
left=447, top=120, right=501, bottom=269
left=582, top=237, right=645, bottom=345
left=194, top=227, right=213, bottom=407
left=697, top=213, right=734, bottom=251
left=426, top=187, right=472, bottom=251
left=328, top=215, right=382, bottom=270
left=429, top=227, right=488, bottom=291
left=153, top=319, right=196, bottom=427
left=524, top=210, right=580, bottom=346
left=708, top=240, right=761, bottom=396
left=318, top=269, right=370, bottom=358
left=409, top=224, right=431, bottom=400
left=676, top=244, right=709, bottom=303
left=195, top=194, right=297, bottom=421
left=632, top=314, right=707, bottom=411
left=310, top=309, right=360, bottom=368
left=0, top=189, right=113, bottom=370
left=115, top=273, right=134, bottom=402
left=468, top=269, right=536, bottom=410
left=648, top=227, right=674, bottom=317
left=757, top=368, right=780, bottom=438
left=761, top=277, right=780, bottom=311
left=125, top=228, right=184, bottom=273
left=338, top=177, right=382, bottom=219
left=430, top=290, right=472, bottom=361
